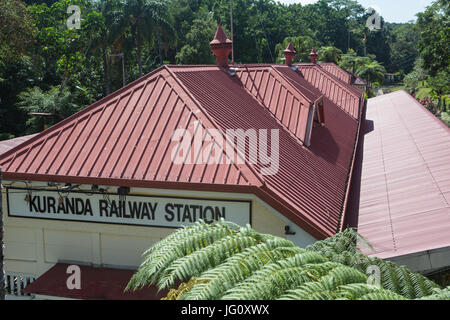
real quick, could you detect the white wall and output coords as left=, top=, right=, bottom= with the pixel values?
left=2, top=181, right=317, bottom=278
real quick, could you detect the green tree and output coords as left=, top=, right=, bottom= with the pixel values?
left=386, top=22, right=419, bottom=74
left=355, top=59, right=386, bottom=85
left=0, top=0, right=36, bottom=62
left=17, top=86, right=80, bottom=133
left=338, top=48, right=358, bottom=71
left=318, top=45, right=342, bottom=63
left=87, top=0, right=125, bottom=95
left=127, top=220, right=448, bottom=300
left=175, top=7, right=216, bottom=65
left=416, top=0, right=449, bottom=77
left=124, top=0, right=175, bottom=77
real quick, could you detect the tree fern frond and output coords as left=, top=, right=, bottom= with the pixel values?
left=157, top=234, right=260, bottom=289
left=358, top=290, right=407, bottom=300
left=127, top=221, right=237, bottom=290
left=127, top=223, right=444, bottom=301
left=181, top=239, right=300, bottom=300
left=418, top=287, right=450, bottom=300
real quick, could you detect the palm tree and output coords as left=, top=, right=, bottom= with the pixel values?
left=356, top=60, right=386, bottom=86
left=87, top=0, right=125, bottom=96
left=338, top=49, right=358, bottom=72
left=123, top=0, right=174, bottom=78
left=126, top=220, right=449, bottom=300
left=318, top=46, right=342, bottom=63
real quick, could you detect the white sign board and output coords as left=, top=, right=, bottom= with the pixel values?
left=7, top=188, right=251, bottom=228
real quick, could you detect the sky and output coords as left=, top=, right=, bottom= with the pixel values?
left=277, top=0, right=435, bottom=23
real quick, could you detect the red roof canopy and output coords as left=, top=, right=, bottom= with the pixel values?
left=355, top=91, right=450, bottom=259
left=23, top=263, right=166, bottom=299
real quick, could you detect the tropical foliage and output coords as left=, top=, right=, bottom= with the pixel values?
left=126, top=220, right=449, bottom=300
left=0, top=0, right=446, bottom=135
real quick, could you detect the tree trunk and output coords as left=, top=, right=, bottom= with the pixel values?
left=137, top=28, right=143, bottom=78
left=0, top=167, right=5, bottom=300
left=102, top=39, right=111, bottom=96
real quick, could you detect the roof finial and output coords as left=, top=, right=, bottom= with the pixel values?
left=210, top=21, right=233, bottom=68
left=283, top=42, right=297, bottom=66
left=309, top=48, right=318, bottom=64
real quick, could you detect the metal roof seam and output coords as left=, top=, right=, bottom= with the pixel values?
left=234, top=67, right=312, bottom=146
left=108, top=78, right=155, bottom=177
left=99, top=82, right=151, bottom=177
left=373, top=96, right=397, bottom=251
left=165, top=66, right=265, bottom=187
left=88, top=88, right=138, bottom=177
left=118, top=75, right=164, bottom=178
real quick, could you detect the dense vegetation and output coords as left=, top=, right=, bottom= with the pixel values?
left=0, top=0, right=448, bottom=139
left=401, top=0, right=449, bottom=126
left=126, top=220, right=450, bottom=300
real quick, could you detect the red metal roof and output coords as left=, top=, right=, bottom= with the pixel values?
left=172, top=65, right=359, bottom=237
left=356, top=91, right=450, bottom=259
left=23, top=263, right=167, bottom=299
left=296, top=63, right=364, bottom=119
left=0, top=63, right=362, bottom=239
left=319, top=62, right=353, bottom=85
left=0, top=134, right=37, bottom=156
left=231, top=65, right=321, bottom=144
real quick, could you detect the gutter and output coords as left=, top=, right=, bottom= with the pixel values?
left=337, top=97, right=366, bottom=233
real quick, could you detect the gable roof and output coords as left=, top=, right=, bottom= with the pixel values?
left=296, top=63, right=364, bottom=119
left=0, top=67, right=260, bottom=190
left=0, top=63, right=362, bottom=239
left=319, top=62, right=353, bottom=85
left=231, top=64, right=322, bottom=144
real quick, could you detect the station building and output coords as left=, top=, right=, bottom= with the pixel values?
left=0, top=25, right=365, bottom=299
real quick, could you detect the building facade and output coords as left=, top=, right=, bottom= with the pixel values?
left=0, top=26, right=365, bottom=299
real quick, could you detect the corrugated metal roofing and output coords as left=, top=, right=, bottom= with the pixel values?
left=0, top=63, right=362, bottom=239
left=23, top=263, right=166, bottom=299
left=357, top=91, right=450, bottom=259
left=173, top=65, right=359, bottom=237
left=0, top=134, right=37, bottom=156
left=231, top=65, right=319, bottom=144
left=319, top=62, right=353, bottom=85
left=296, top=63, right=363, bottom=119
left=0, top=67, right=259, bottom=189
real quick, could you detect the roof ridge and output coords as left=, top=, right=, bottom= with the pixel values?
left=316, top=63, right=363, bottom=97
left=164, top=66, right=266, bottom=188
left=272, top=65, right=324, bottom=104
left=234, top=65, right=312, bottom=146
left=270, top=65, right=316, bottom=105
